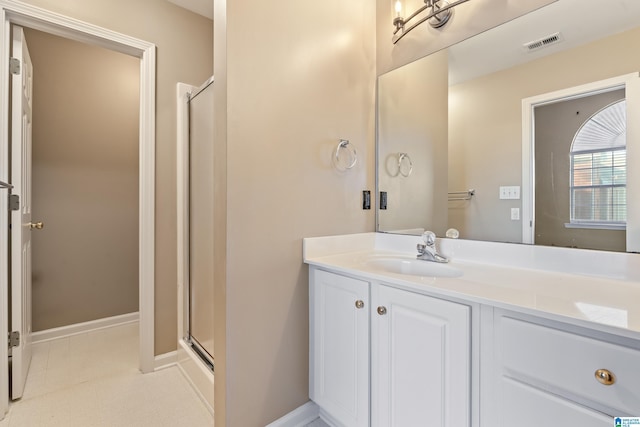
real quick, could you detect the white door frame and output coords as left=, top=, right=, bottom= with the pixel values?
left=0, top=1, right=156, bottom=416
left=521, top=73, right=640, bottom=252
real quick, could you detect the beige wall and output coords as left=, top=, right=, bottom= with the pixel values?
left=19, top=0, right=213, bottom=354
left=212, top=1, right=560, bottom=424
left=449, top=26, right=640, bottom=244
left=378, top=50, right=449, bottom=235
left=26, top=29, right=140, bottom=331
left=376, top=0, right=554, bottom=75
left=217, top=0, right=376, bottom=424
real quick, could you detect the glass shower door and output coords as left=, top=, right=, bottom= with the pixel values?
left=188, top=78, right=214, bottom=369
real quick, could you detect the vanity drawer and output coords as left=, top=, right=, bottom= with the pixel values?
left=499, top=376, right=612, bottom=426
left=498, top=316, right=640, bottom=415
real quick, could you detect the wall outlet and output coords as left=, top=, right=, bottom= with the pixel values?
left=380, top=191, right=387, bottom=210
left=511, top=208, right=520, bottom=220
left=363, top=190, right=371, bottom=210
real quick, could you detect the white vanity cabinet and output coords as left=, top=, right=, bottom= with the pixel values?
left=310, top=267, right=471, bottom=427
left=302, top=233, right=640, bottom=427
left=491, top=311, right=640, bottom=426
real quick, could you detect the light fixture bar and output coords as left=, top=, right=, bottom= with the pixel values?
left=393, top=0, right=471, bottom=44
left=394, top=2, right=436, bottom=33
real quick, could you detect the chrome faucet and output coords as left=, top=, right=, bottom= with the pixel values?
left=416, top=231, right=449, bottom=263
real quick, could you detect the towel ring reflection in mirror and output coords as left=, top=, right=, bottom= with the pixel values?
left=334, top=139, right=358, bottom=171
left=398, top=152, right=413, bottom=177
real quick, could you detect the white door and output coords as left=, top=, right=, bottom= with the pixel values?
left=372, top=285, right=470, bottom=427
left=10, top=25, right=34, bottom=400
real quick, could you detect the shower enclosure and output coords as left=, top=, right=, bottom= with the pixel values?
left=176, top=76, right=215, bottom=413
left=187, top=77, right=215, bottom=369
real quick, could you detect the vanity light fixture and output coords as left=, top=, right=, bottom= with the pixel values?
left=393, top=0, right=471, bottom=44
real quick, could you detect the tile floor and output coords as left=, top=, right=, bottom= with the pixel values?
left=0, top=322, right=213, bottom=426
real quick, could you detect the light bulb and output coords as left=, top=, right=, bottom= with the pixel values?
left=395, top=0, right=402, bottom=17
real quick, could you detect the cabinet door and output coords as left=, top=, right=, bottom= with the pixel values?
left=310, top=269, right=369, bottom=427
left=372, top=285, right=470, bottom=427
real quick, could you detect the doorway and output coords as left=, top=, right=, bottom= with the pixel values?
left=0, top=1, right=156, bottom=418
left=521, top=73, right=640, bottom=252
left=534, top=89, right=626, bottom=251
left=25, top=27, right=140, bottom=335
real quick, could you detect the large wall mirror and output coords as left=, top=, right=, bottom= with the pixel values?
left=377, top=0, right=640, bottom=252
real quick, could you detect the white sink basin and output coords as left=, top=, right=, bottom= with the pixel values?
left=365, top=257, right=463, bottom=278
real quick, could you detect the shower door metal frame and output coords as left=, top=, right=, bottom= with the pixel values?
left=176, top=78, right=215, bottom=372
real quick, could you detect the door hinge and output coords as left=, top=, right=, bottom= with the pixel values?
left=9, top=57, right=20, bottom=75
left=8, top=331, right=19, bottom=348
left=9, top=194, right=19, bottom=211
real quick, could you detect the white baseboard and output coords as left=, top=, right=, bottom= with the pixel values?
left=154, top=351, right=177, bottom=371
left=32, top=312, right=139, bottom=344
left=266, top=401, right=320, bottom=427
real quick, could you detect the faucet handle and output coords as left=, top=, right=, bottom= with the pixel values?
left=422, top=231, right=436, bottom=246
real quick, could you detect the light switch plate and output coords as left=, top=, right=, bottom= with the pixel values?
left=500, top=186, right=521, bottom=200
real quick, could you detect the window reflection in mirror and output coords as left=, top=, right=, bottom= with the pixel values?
left=376, top=0, right=640, bottom=252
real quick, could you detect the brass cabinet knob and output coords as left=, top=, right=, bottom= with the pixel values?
left=29, top=221, right=44, bottom=230
left=377, top=306, right=387, bottom=315
left=594, top=369, right=615, bottom=386
left=355, top=300, right=364, bottom=309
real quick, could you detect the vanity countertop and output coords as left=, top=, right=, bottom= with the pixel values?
left=303, top=233, right=640, bottom=338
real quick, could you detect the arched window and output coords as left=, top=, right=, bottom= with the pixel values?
left=569, top=99, right=626, bottom=228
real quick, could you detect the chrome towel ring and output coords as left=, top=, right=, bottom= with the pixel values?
left=398, top=152, right=413, bottom=177
left=334, top=139, right=357, bottom=171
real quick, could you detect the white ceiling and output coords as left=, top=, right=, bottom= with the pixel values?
left=167, top=0, right=212, bottom=19
left=448, top=0, right=640, bottom=85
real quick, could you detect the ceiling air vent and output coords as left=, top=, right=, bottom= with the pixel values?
left=523, top=32, right=563, bottom=52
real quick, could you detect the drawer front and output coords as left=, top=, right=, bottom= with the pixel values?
left=498, top=316, right=640, bottom=415
left=499, top=377, right=612, bottom=427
